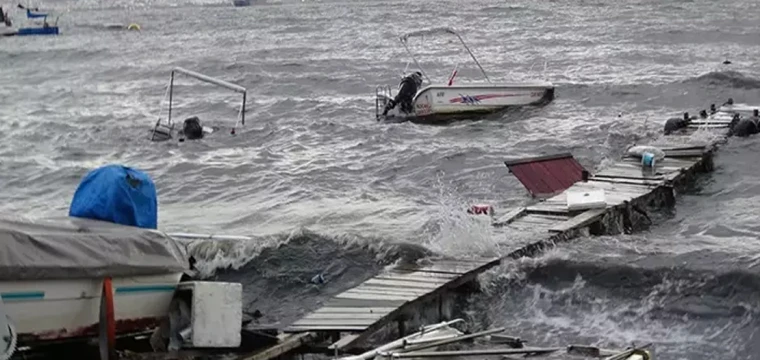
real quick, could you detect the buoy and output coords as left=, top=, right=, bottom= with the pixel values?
left=127, top=23, right=140, bottom=31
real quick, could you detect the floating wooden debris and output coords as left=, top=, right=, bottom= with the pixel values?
left=336, top=320, right=652, bottom=360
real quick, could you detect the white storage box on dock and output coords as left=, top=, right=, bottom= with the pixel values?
left=177, top=281, right=242, bottom=348
left=566, top=190, right=607, bottom=211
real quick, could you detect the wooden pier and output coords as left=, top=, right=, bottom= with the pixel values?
left=235, top=101, right=756, bottom=360
left=282, top=258, right=500, bottom=347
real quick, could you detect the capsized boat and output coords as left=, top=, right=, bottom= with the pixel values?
left=375, top=27, right=554, bottom=123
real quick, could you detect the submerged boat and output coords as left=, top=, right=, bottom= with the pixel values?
left=375, top=27, right=554, bottom=123
left=150, top=67, right=248, bottom=142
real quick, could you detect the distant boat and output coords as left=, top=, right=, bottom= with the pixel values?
left=3, top=6, right=61, bottom=36
left=232, top=0, right=251, bottom=6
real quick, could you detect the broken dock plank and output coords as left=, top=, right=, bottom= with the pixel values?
left=548, top=208, right=607, bottom=233
left=239, top=332, right=316, bottom=360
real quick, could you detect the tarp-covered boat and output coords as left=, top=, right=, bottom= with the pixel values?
left=0, top=164, right=189, bottom=347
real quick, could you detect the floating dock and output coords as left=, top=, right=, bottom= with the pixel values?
left=244, top=100, right=755, bottom=360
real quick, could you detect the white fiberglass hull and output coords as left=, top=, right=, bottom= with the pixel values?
left=414, top=82, right=554, bottom=117
left=377, top=81, right=555, bottom=122
left=1, top=272, right=183, bottom=343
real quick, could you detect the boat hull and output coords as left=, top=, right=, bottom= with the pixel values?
left=17, top=26, right=59, bottom=36
left=377, top=82, right=555, bottom=123
left=414, top=83, right=554, bottom=117
left=1, top=272, right=184, bottom=345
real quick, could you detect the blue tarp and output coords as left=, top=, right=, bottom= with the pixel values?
left=69, top=164, right=158, bottom=229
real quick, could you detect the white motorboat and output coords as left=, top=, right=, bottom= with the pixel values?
left=0, top=215, right=189, bottom=346
left=375, top=27, right=554, bottom=123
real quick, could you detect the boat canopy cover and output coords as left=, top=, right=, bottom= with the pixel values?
left=69, top=164, right=158, bottom=230
left=0, top=215, right=189, bottom=281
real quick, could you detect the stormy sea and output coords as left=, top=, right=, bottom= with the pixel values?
left=2, top=0, right=760, bottom=358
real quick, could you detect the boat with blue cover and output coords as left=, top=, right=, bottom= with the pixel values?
left=0, top=165, right=188, bottom=351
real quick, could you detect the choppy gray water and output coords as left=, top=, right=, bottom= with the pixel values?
left=3, top=0, right=760, bottom=358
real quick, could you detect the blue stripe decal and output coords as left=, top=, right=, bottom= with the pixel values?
left=1, top=291, right=45, bottom=300
left=115, top=285, right=177, bottom=294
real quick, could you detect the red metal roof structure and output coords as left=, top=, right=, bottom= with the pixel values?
left=504, top=153, right=587, bottom=198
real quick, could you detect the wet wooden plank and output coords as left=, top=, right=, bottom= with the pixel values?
left=516, top=214, right=564, bottom=226
left=589, top=176, right=662, bottom=187
left=284, top=257, right=500, bottom=336
left=620, top=157, right=700, bottom=169
left=364, top=278, right=448, bottom=289
left=493, top=207, right=526, bottom=226
left=506, top=219, right=543, bottom=232
left=329, top=334, right=360, bottom=350
left=285, top=325, right=366, bottom=331
left=338, top=289, right=422, bottom=299
left=290, top=318, right=380, bottom=327
left=299, top=312, right=385, bottom=320
left=375, top=272, right=464, bottom=281
left=313, top=307, right=397, bottom=314
left=548, top=208, right=607, bottom=233
left=322, top=297, right=406, bottom=308
left=526, top=201, right=569, bottom=214
left=610, top=162, right=690, bottom=174
left=335, top=292, right=416, bottom=302
left=240, top=332, right=316, bottom=360
left=570, top=180, right=653, bottom=194
left=348, top=286, right=430, bottom=296
left=593, top=169, right=664, bottom=180
left=663, top=148, right=709, bottom=157
left=688, top=123, right=730, bottom=129
left=394, top=260, right=494, bottom=275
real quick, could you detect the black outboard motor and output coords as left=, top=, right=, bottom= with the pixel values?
left=382, top=71, right=423, bottom=116
left=710, top=104, right=717, bottom=114
left=699, top=109, right=708, bottom=119
left=182, top=116, right=204, bottom=140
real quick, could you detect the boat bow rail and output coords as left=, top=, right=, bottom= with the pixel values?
left=399, top=27, right=490, bottom=84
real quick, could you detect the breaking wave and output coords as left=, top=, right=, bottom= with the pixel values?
left=683, top=70, right=760, bottom=90
left=469, top=252, right=760, bottom=359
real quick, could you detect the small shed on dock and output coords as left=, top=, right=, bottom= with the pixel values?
left=504, top=153, right=587, bottom=198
